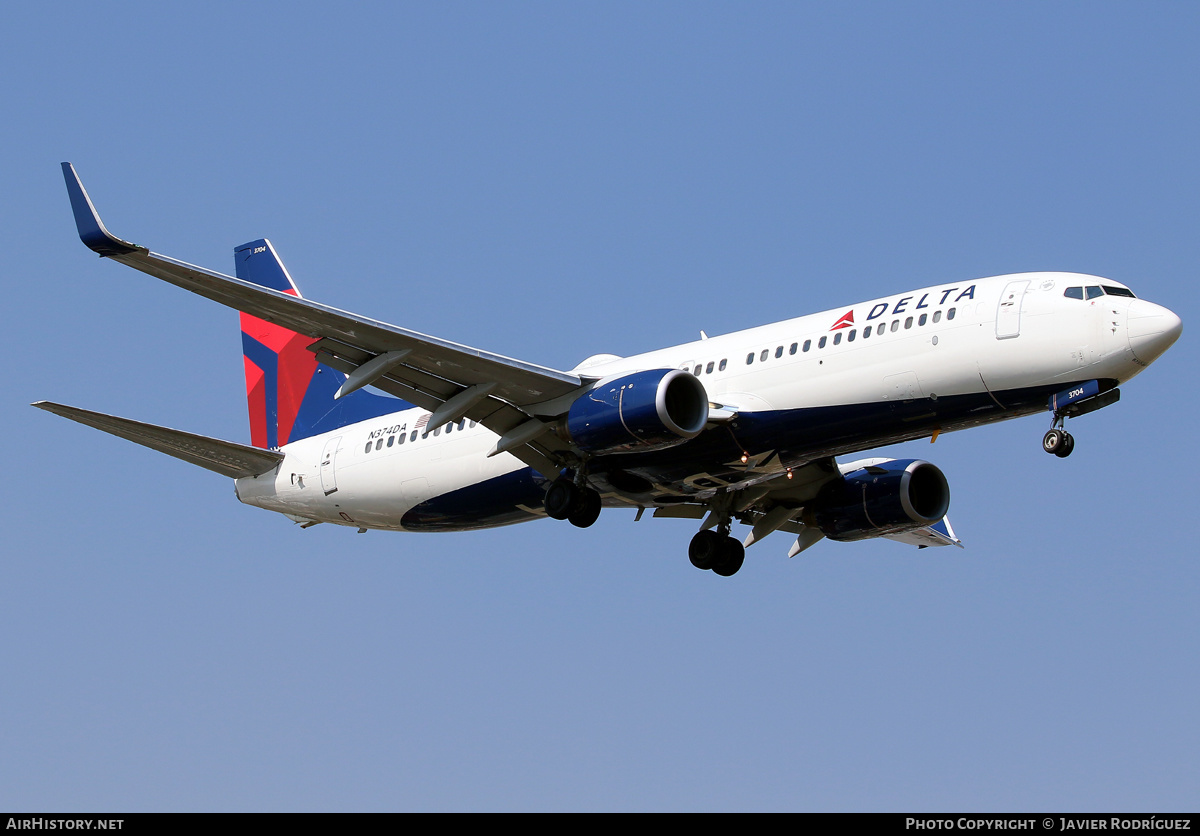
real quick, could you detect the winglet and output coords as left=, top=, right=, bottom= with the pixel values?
left=60, top=162, right=145, bottom=257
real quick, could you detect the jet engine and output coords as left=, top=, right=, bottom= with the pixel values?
left=564, top=369, right=709, bottom=455
left=808, top=459, right=949, bottom=541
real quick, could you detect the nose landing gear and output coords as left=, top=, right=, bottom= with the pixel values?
left=1042, top=423, right=1075, bottom=458
left=1041, top=379, right=1123, bottom=459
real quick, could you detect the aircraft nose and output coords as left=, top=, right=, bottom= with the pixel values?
left=1127, top=300, right=1183, bottom=365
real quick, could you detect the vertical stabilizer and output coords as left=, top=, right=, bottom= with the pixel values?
left=236, top=239, right=406, bottom=448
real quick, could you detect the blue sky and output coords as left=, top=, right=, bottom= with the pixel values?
left=2, top=2, right=1197, bottom=811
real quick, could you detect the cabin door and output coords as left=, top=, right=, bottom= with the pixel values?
left=320, top=436, right=341, bottom=496
left=995, top=280, right=1030, bottom=339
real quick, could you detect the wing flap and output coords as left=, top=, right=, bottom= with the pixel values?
left=34, top=401, right=284, bottom=479
left=312, top=341, right=571, bottom=478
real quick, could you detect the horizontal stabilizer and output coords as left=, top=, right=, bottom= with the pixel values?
left=33, top=401, right=284, bottom=479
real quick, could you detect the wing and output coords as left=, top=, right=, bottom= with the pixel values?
left=653, top=456, right=965, bottom=557
left=34, top=401, right=284, bottom=479
left=883, top=516, right=964, bottom=549
left=61, top=163, right=586, bottom=478
left=652, top=457, right=842, bottom=553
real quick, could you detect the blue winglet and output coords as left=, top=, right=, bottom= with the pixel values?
left=60, top=162, right=144, bottom=257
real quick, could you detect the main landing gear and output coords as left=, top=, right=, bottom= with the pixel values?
left=543, top=476, right=603, bottom=528
left=688, top=528, right=745, bottom=577
left=544, top=472, right=747, bottom=576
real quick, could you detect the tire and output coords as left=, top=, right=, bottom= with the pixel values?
left=1042, top=428, right=1064, bottom=455
left=711, top=537, right=745, bottom=577
left=568, top=489, right=602, bottom=528
left=1055, top=432, right=1075, bottom=458
left=544, top=478, right=580, bottom=520
left=688, top=530, right=724, bottom=570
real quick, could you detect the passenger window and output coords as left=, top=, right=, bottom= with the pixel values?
left=445, top=423, right=453, bottom=433
left=469, top=421, right=477, bottom=428
left=847, top=329, right=856, bottom=342
left=760, top=349, right=769, bottom=362
left=694, top=365, right=702, bottom=375
left=789, top=342, right=797, bottom=355
left=864, top=325, right=872, bottom=338
left=719, top=359, right=727, bottom=371
left=434, top=426, right=441, bottom=436
left=818, top=336, right=827, bottom=349
left=459, top=419, right=467, bottom=430
left=364, top=442, right=372, bottom=454
left=803, top=339, right=811, bottom=352
left=746, top=353, right=754, bottom=365
left=891, top=320, right=900, bottom=333
left=932, top=310, right=941, bottom=323
left=918, top=314, right=927, bottom=326
left=706, top=361, right=714, bottom=374
left=775, top=346, right=783, bottom=358
left=947, top=308, right=956, bottom=320
left=1086, top=286, right=1104, bottom=299
left=1064, top=287, right=1084, bottom=300
left=905, top=316, right=913, bottom=329
left=375, top=439, right=383, bottom=451
left=410, top=431, right=418, bottom=441
left=833, top=332, right=842, bottom=345
left=387, top=436, right=395, bottom=447
left=398, top=433, right=406, bottom=444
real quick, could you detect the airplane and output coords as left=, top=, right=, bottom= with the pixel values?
left=38, top=163, right=1183, bottom=577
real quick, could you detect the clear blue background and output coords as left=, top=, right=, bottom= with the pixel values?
left=1, top=2, right=1196, bottom=811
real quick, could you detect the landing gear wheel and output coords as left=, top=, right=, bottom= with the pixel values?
left=689, top=531, right=745, bottom=575
left=1042, top=428, right=1065, bottom=455
left=568, top=489, right=602, bottom=528
left=1054, top=431, right=1075, bottom=458
left=689, top=530, right=724, bottom=570
left=544, top=478, right=580, bottom=520
left=711, top=537, right=746, bottom=577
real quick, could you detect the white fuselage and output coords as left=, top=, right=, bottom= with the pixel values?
left=234, top=272, right=1179, bottom=531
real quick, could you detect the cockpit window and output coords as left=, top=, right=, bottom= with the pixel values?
left=1086, top=286, right=1104, bottom=299
left=1064, top=287, right=1083, bottom=300
left=1103, top=286, right=1136, bottom=298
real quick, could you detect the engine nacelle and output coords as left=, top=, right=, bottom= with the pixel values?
left=565, top=369, right=709, bottom=455
left=808, top=459, right=950, bottom=542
